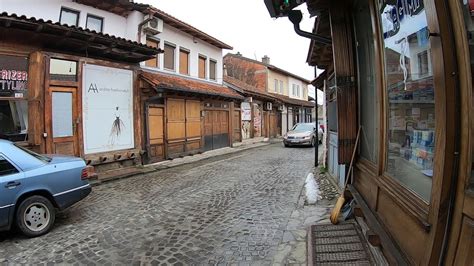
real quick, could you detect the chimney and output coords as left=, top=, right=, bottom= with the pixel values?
left=262, top=55, right=270, bottom=65
left=236, top=52, right=242, bottom=56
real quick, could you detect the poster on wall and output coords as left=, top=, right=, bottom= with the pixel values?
left=82, top=64, right=134, bottom=154
left=241, top=102, right=251, bottom=121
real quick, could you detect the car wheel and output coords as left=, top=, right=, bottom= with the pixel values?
left=284, top=143, right=289, bottom=147
left=16, top=195, right=55, bottom=237
left=311, top=137, right=315, bottom=147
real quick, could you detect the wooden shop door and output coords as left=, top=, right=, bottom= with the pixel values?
left=46, top=87, right=79, bottom=156
left=146, top=105, right=165, bottom=163
left=204, top=110, right=229, bottom=151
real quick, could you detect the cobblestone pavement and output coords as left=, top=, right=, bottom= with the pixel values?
left=0, top=143, right=323, bottom=265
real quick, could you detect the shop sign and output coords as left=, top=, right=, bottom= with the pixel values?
left=82, top=64, right=134, bottom=154
left=241, top=102, right=251, bottom=121
left=381, top=0, right=424, bottom=39
left=0, top=55, right=28, bottom=98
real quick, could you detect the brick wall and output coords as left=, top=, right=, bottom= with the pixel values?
left=224, top=55, right=268, bottom=93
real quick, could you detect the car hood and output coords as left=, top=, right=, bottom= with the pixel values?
left=45, top=154, right=85, bottom=164
left=287, top=130, right=313, bottom=137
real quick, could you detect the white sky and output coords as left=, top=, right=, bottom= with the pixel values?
left=137, top=0, right=324, bottom=104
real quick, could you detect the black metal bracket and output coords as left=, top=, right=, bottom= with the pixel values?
left=287, top=10, right=332, bottom=45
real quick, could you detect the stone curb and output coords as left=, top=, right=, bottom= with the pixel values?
left=89, top=140, right=275, bottom=186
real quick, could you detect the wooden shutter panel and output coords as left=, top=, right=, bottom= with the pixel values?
left=199, top=56, right=206, bottom=79
left=164, top=44, right=175, bottom=70
left=179, top=49, right=189, bottom=75
left=330, top=2, right=357, bottom=164
left=145, top=39, right=158, bottom=68
left=210, top=60, right=216, bottom=80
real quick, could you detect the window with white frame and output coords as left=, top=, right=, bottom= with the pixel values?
left=274, top=79, right=278, bottom=92
left=209, top=59, right=217, bottom=81
left=164, top=42, right=176, bottom=71
left=279, top=80, right=283, bottom=94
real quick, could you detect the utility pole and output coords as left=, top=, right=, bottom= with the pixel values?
left=315, top=86, right=319, bottom=167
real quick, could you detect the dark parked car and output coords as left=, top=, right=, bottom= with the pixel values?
left=0, top=140, right=91, bottom=237
left=283, top=123, right=322, bottom=147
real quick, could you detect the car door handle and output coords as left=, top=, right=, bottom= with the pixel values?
left=5, top=181, right=21, bottom=189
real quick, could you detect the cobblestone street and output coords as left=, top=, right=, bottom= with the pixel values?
left=0, top=143, right=331, bottom=265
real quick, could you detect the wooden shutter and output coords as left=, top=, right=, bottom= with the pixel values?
left=145, top=39, right=159, bottom=68
left=164, top=43, right=175, bottom=70
left=179, top=49, right=189, bottom=75
left=330, top=2, right=357, bottom=164
left=209, top=60, right=216, bottom=80
left=198, top=56, right=206, bottom=79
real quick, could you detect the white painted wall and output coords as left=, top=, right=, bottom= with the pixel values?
left=288, top=77, right=307, bottom=100
left=141, top=24, right=224, bottom=84
left=0, top=0, right=130, bottom=39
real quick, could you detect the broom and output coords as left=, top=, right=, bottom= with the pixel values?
left=330, top=126, right=361, bottom=225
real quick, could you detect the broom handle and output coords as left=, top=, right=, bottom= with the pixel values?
left=343, top=126, right=362, bottom=190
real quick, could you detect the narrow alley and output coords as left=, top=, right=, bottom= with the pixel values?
left=0, top=144, right=331, bottom=265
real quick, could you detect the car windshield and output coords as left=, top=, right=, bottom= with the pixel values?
left=292, top=124, right=315, bottom=132
left=14, top=144, right=51, bottom=163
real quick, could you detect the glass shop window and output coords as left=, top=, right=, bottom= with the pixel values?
left=0, top=100, right=28, bottom=142
left=50, top=58, right=77, bottom=82
left=354, top=0, right=379, bottom=163
left=461, top=0, right=474, bottom=191
left=379, top=0, right=434, bottom=202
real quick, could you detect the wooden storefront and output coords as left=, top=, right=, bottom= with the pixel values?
left=139, top=71, right=243, bottom=163
left=0, top=13, right=160, bottom=175
left=304, top=0, right=474, bottom=263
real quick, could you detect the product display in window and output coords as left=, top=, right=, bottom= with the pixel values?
left=380, top=0, right=434, bottom=201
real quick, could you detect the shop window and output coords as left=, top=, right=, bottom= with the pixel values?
left=86, top=14, right=103, bottom=33
left=354, top=0, right=378, bottom=163
left=461, top=0, right=474, bottom=191
left=145, top=38, right=160, bottom=68
left=50, top=58, right=77, bottom=81
left=198, top=55, right=206, bottom=79
left=179, top=48, right=189, bottom=75
left=164, top=43, right=175, bottom=71
left=59, top=7, right=79, bottom=27
left=0, top=155, right=18, bottom=176
left=210, top=59, right=217, bottom=81
left=379, top=0, right=434, bottom=202
left=0, top=100, right=28, bottom=142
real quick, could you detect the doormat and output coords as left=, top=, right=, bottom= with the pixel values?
left=308, top=222, right=374, bottom=265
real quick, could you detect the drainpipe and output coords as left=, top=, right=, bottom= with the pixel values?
left=287, top=10, right=332, bottom=45
left=137, top=10, right=157, bottom=43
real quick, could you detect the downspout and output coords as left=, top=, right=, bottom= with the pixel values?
left=287, top=10, right=332, bottom=45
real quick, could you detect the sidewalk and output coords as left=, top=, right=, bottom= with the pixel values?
left=89, top=138, right=279, bottom=186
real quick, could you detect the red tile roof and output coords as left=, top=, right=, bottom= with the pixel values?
left=140, top=71, right=243, bottom=99
left=224, top=76, right=314, bottom=107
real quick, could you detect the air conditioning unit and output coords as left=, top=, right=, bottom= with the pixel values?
left=264, top=102, right=272, bottom=111
left=278, top=105, right=284, bottom=111
left=143, top=15, right=163, bottom=35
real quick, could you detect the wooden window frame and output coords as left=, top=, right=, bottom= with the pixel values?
left=59, top=7, right=80, bottom=27
left=209, top=59, right=217, bottom=81
left=164, top=42, right=176, bottom=71
left=198, top=54, right=207, bottom=79
left=145, top=38, right=160, bottom=68
left=179, top=48, right=190, bottom=75
left=86, top=14, right=104, bottom=33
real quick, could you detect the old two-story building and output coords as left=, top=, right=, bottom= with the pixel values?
left=266, top=0, right=474, bottom=264
left=136, top=8, right=243, bottom=163
left=223, top=53, right=314, bottom=141
left=0, top=0, right=241, bottom=178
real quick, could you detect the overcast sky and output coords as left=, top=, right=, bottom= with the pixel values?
left=138, top=0, right=323, bottom=103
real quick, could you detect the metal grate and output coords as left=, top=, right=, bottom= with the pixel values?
left=310, top=222, right=374, bottom=265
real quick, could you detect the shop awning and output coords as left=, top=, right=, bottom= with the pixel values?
left=0, top=12, right=162, bottom=63
left=140, top=71, right=244, bottom=100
